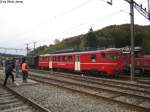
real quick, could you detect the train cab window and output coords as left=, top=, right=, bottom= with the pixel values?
left=62, top=56, right=66, bottom=62
left=53, top=56, right=56, bottom=62
left=91, top=54, right=96, bottom=62
left=68, top=56, right=72, bottom=62
left=58, top=56, right=60, bottom=62
left=105, top=54, right=117, bottom=60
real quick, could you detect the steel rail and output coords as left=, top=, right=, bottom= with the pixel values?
left=43, top=72, right=150, bottom=95
left=0, top=84, right=51, bottom=112
left=29, top=75, right=150, bottom=112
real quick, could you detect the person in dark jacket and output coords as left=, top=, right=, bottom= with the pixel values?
left=3, top=60, right=15, bottom=86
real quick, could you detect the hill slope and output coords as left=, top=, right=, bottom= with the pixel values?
left=32, top=24, right=150, bottom=55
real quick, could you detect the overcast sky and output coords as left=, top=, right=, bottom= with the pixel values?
left=0, top=0, right=149, bottom=55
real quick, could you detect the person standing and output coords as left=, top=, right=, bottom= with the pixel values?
left=3, top=60, right=15, bottom=86
left=0, top=60, right=5, bottom=80
left=21, top=58, right=29, bottom=83
left=2, top=60, right=5, bottom=74
left=15, top=60, right=20, bottom=78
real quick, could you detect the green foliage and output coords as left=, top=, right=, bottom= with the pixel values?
left=80, top=28, right=98, bottom=49
left=30, top=24, right=150, bottom=55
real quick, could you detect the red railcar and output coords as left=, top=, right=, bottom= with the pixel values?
left=135, top=55, right=150, bottom=73
left=122, top=52, right=150, bottom=74
left=38, top=49, right=127, bottom=76
left=38, top=54, right=50, bottom=69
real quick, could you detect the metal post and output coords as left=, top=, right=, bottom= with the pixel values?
left=107, top=0, right=112, bottom=5
left=148, top=0, right=150, bottom=13
left=130, top=0, right=135, bottom=81
left=33, top=41, right=37, bottom=56
left=26, top=43, right=29, bottom=56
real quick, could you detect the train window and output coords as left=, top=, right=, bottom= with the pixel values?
left=144, top=62, right=148, bottom=66
left=53, top=56, right=56, bottom=62
left=40, top=57, right=42, bottom=61
left=91, top=54, right=96, bottom=62
left=49, top=57, right=52, bottom=61
left=62, top=56, right=66, bottom=62
left=68, top=56, right=72, bottom=62
left=58, top=56, right=60, bottom=62
left=105, top=54, right=117, bottom=60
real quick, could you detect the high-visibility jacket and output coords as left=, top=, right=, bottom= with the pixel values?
left=21, top=63, right=29, bottom=71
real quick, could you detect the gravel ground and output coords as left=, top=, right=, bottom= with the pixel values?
left=11, top=83, right=138, bottom=112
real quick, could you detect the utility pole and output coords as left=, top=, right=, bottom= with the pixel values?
left=33, top=41, right=37, bottom=56
left=25, top=43, right=29, bottom=56
left=105, top=0, right=150, bottom=80
left=130, top=0, right=135, bottom=81
left=148, top=0, right=150, bottom=13
left=124, top=0, right=150, bottom=81
left=107, top=0, right=112, bottom=5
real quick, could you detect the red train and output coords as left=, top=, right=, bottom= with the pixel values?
left=122, top=51, right=150, bottom=75
left=38, top=49, right=127, bottom=76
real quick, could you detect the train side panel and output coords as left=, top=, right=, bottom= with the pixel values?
left=38, top=55, right=50, bottom=69
left=52, top=55, right=75, bottom=71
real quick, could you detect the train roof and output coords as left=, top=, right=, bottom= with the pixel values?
left=39, top=48, right=122, bottom=57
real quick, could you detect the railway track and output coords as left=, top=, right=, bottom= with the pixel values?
left=29, top=70, right=150, bottom=112
left=31, top=69, right=150, bottom=90
left=31, top=69, right=150, bottom=85
left=119, top=75, right=150, bottom=85
left=0, top=84, right=50, bottom=112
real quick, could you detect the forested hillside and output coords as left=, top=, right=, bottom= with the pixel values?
left=31, top=24, right=150, bottom=55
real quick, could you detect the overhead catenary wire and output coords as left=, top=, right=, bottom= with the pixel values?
left=10, top=0, right=148, bottom=47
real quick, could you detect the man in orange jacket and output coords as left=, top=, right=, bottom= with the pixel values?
left=21, top=58, right=29, bottom=83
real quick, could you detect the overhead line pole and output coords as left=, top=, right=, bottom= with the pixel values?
left=148, top=0, right=150, bottom=13
left=25, top=43, right=29, bottom=56
left=108, top=0, right=135, bottom=81
left=33, top=41, right=37, bottom=56
left=106, top=0, right=150, bottom=80
left=130, top=0, right=135, bottom=81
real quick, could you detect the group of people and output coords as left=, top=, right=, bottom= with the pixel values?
left=1, top=57, right=29, bottom=86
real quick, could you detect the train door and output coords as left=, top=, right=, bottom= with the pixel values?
left=75, top=55, right=80, bottom=71
left=49, top=56, right=52, bottom=69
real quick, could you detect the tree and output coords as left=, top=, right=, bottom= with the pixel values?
left=80, top=28, right=98, bottom=49
left=54, top=38, right=60, bottom=45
